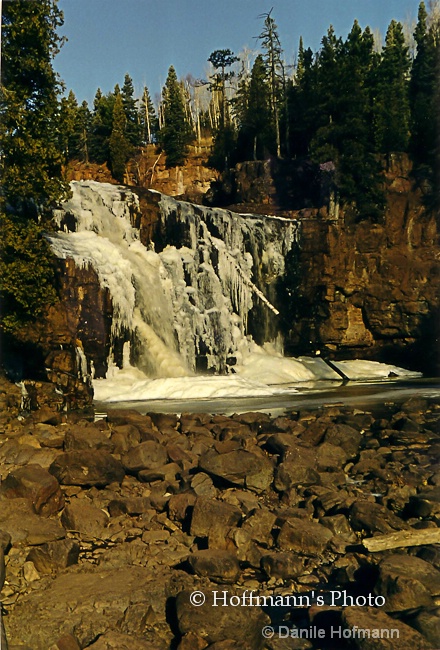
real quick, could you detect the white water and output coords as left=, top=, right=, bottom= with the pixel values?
left=49, top=181, right=420, bottom=404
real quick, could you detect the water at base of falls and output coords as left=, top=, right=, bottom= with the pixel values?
left=49, top=181, right=421, bottom=403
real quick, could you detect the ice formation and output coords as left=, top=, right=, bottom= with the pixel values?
left=49, top=181, right=420, bottom=403
left=49, top=181, right=299, bottom=378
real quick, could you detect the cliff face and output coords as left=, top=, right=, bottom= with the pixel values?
left=280, top=155, right=439, bottom=372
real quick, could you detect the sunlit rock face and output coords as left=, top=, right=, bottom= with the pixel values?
left=48, top=181, right=299, bottom=379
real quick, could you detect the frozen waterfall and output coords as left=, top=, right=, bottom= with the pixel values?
left=48, top=181, right=299, bottom=379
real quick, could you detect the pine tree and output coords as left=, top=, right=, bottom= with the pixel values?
left=59, top=89, right=80, bottom=161
left=121, top=73, right=140, bottom=146
left=288, top=40, right=319, bottom=157
left=258, top=9, right=285, bottom=156
left=76, top=100, right=92, bottom=163
left=0, top=0, right=69, bottom=212
left=89, top=88, right=115, bottom=164
left=374, top=21, right=411, bottom=155
left=208, top=49, right=239, bottom=170
left=109, top=91, right=131, bottom=182
left=159, top=66, right=194, bottom=168
left=409, top=2, right=438, bottom=183
left=240, top=55, right=273, bottom=160
left=0, top=0, right=67, bottom=334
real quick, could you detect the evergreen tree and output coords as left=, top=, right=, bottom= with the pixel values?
left=109, top=91, right=131, bottom=182
left=59, top=89, right=80, bottom=161
left=208, top=49, right=239, bottom=170
left=159, top=66, right=194, bottom=168
left=76, top=100, right=92, bottom=163
left=139, top=86, right=157, bottom=144
left=311, top=22, right=385, bottom=220
left=240, top=55, right=273, bottom=160
left=121, top=73, right=140, bottom=146
left=0, top=0, right=69, bottom=212
left=89, top=88, right=115, bottom=164
left=374, top=21, right=411, bottom=155
left=0, top=0, right=67, bottom=334
left=409, top=2, right=438, bottom=185
left=288, top=40, right=319, bottom=157
left=258, top=9, right=285, bottom=156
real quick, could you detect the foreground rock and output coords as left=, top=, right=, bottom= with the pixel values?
left=0, top=394, right=438, bottom=649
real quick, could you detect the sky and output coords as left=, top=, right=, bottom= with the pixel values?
left=54, top=0, right=423, bottom=105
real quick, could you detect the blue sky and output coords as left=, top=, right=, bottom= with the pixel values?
left=55, top=0, right=422, bottom=105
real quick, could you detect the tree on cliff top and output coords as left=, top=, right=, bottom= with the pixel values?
left=0, top=0, right=67, bottom=334
left=159, top=66, right=194, bottom=168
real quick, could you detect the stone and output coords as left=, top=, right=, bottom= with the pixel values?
left=316, top=442, right=348, bottom=470
left=27, top=539, right=80, bottom=574
left=0, top=465, right=64, bottom=516
left=323, top=423, right=362, bottom=457
left=176, top=589, right=270, bottom=649
left=0, top=546, right=5, bottom=590
left=349, top=500, right=409, bottom=534
left=33, top=423, right=65, bottom=448
left=199, top=449, right=273, bottom=493
left=0, top=497, right=65, bottom=546
left=122, top=441, right=168, bottom=473
left=277, top=518, right=333, bottom=556
left=61, top=501, right=108, bottom=539
left=190, top=497, right=242, bottom=547
left=168, top=493, right=196, bottom=523
left=187, top=550, right=240, bottom=583
left=274, top=462, right=320, bottom=491
left=375, top=554, right=440, bottom=612
left=64, top=426, right=113, bottom=452
left=241, top=508, right=276, bottom=546
left=4, top=566, right=176, bottom=649
left=49, top=450, right=125, bottom=486
left=342, top=606, right=433, bottom=649
left=84, top=631, right=159, bottom=649
left=261, top=552, right=305, bottom=579
left=54, top=633, right=82, bottom=650
left=107, top=497, right=151, bottom=517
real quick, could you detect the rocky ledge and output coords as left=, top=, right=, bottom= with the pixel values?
left=0, top=384, right=439, bottom=649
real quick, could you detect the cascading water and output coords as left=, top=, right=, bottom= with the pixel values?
left=48, top=181, right=419, bottom=402
left=48, top=181, right=299, bottom=378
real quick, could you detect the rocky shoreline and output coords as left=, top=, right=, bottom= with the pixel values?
left=0, top=377, right=439, bottom=649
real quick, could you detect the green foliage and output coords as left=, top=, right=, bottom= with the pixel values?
left=239, top=55, right=274, bottom=160
left=374, top=21, right=411, bottom=155
left=0, top=212, right=58, bottom=334
left=0, top=0, right=70, bottom=212
left=409, top=1, right=439, bottom=196
left=109, top=92, right=132, bottom=182
left=159, top=66, right=194, bottom=168
left=89, top=88, right=115, bottom=164
left=121, top=73, right=141, bottom=146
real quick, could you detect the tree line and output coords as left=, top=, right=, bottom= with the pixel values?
left=60, top=3, right=439, bottom=220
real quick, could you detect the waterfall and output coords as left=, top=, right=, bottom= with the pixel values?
left=48, top=181, right=299, bottom=380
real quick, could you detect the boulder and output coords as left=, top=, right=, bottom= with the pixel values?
left=122, top=441, right=168, bottom=473
left=190, top=497, right=241, bottom=548
left=49, top=450, right=125, bottom=486
left=187, top=550, right=240, bottom=583
left=61, top=501, right=108, bottom=539
left=277, top=518, right=333, bottom=556
left=342, top=606, right=433, bottom=649
left=375, top=554, right=440, bottom=612
left=199, top=449, right=273, bottom=493
left=176, top=589, right=270, bottom=649
left=27, top=539, right=80, bottom=574
left=0, top=465, right=64, bottom=516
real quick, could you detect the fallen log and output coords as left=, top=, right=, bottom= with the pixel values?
left=363, top=527, right=440, bottom=552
